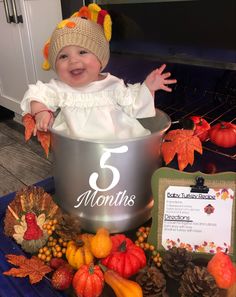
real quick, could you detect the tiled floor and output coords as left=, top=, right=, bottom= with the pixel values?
left=0, top=118, right=53, bottom=197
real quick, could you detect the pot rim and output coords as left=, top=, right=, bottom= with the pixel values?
left=49, top=108, right=171, bottom=144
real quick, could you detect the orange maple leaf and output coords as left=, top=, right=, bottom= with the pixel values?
left=161, top=129, right=203, bottom=171
left=3, top=254, right=52, bottom=284
left=37, top=131, right=51, bottom=158
left=22, top=113, right=35, bottom=141
left=22, top=113, right=51, bottom=157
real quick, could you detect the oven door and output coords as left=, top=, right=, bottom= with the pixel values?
left=61, top=0, right=85, bottom=18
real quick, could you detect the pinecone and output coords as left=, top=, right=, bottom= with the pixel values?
left=136, top=266, right=169, bottom=297
left=55, top=213, right=81, bottom=241
left=179, top=265, right=220, bottom=297
left=162, top=247, right=193, bottom=280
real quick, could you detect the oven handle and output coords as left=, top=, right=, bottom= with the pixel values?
left=3, top=0, right=12, bottom=23
left=11, top=0, right=23, bottom=23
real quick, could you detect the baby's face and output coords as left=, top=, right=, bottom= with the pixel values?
left=55, top=45, right=102, bottom=88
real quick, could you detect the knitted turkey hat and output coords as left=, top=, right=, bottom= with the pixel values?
left=42, top=4, right=112, bottom=71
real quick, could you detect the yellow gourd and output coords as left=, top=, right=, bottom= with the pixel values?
left=66, top=240, right=94, bottom=270
left=90, top=227, right=112, bottom=258
left=103, top=267, right=143, bottom=297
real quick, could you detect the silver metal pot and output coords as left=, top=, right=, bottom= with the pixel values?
left=51, top=109, right=171, bottom=233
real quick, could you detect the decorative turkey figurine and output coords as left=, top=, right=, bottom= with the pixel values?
left=4, top=186, right=62, bottom=253
left=23, top=212, right=43, bottom=240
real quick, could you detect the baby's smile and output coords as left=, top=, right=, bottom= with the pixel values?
left=70, top=68, right=84, bottom=76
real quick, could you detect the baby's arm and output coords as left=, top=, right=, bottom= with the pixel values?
left=145, top=64, right=177, bottom=96
left=31, top=101, right=54, bottom=135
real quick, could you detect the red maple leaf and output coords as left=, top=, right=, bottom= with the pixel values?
left=161, top=129, right=203, bottom=171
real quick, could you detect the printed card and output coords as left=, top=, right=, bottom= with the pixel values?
left=162, top=186, right=234, bottom=253
left=148, top=168, right=236, bottom=260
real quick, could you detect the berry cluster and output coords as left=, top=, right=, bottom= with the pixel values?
left=135, top=226, right=162, bottom=267
left=42, top=219, right=58, bottom=236
left=37, top=236, right=68, bottom=262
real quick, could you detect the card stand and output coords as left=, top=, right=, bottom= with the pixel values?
left=148, top=167, right=236, bottom=261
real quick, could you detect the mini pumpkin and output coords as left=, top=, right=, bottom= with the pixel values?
left=66, top=240, right=94, bottom=270
left=190, top=115, right=211, bottom=142
left=209, top=122, right=236, bottom=148
left=72, top=263, right=104, bottom=297
left=101, top=234, right=146, bottom=278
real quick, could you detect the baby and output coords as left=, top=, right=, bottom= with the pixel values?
left=21, top=4, right=176, bottom=140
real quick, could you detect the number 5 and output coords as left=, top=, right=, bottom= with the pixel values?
left=89, top=145, right=128, bottom=192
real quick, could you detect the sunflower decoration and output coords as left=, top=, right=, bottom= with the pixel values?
left=4, top=186, right=62, bottom=253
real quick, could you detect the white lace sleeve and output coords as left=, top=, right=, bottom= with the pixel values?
left=115, top=82, right=156, bottom=118
left=20, top=80, right=60, bottom=114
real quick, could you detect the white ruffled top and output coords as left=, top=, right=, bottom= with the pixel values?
left=21, top=73, right=156, bottom=140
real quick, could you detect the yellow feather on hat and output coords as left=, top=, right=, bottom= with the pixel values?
left=103, top=13, right=112, bottom=42
left=42, top=39, right=51, bottom=70
left=88, top=3, right=101, bottom=22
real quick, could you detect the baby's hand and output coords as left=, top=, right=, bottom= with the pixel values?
left=33, top=110, right=54, bottom=136
left=145, top=64, right=177, bottom=94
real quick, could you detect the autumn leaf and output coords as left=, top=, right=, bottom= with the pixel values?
left=3, top=254, right=52, bottom=284
left=22, top=113, right=35, bottom=141
left=37, top=131, right=51, bottom=158
left=22, top=113, right=51, bottom=157
left=161, top=129, right=202, bottom=171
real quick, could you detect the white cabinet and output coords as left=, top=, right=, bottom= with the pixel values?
left=0, top=0, right=62, bottom=114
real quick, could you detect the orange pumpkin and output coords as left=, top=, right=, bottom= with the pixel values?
left=72, top=263, right=104, bottom=297
left=101, top=234, right=146, bottom=278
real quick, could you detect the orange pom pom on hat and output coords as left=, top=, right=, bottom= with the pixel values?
left=42, top=4, right=112, bottom=71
